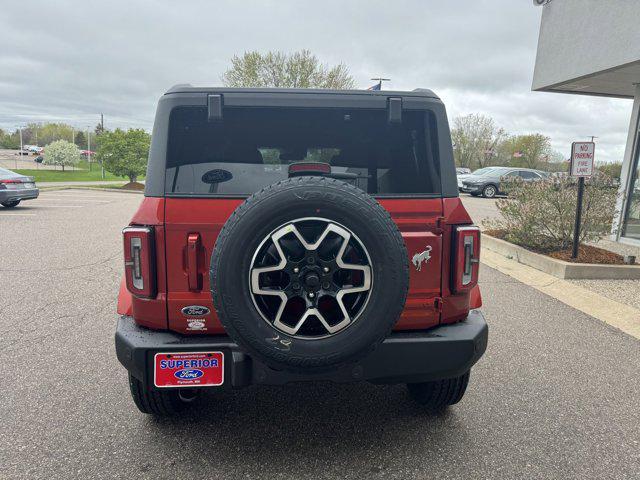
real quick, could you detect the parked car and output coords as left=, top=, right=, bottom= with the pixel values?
left=26, top=145, right=43, bottom=154
left=461, top=167, right=547, bottom=198
left=115, top=86, right=487, bottom=416
left=34, top=155, right=44, bottom=163
left=456, top=167, right=471, bottom=175
left=0, top=167, right=39, bottom=208
left=457, top=166, right=501, bottom=190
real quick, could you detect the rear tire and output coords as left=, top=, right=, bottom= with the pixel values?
left=1, top=200, right=20, bottom=208
left=128, top=374, right=199, bottom=416
left=407, top=371, right=470, bottom=413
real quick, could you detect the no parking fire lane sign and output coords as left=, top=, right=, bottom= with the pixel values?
left=570, top=142, right=595, bottom=177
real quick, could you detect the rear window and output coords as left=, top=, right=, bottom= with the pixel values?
left=165, top=106, right=441, bottom=196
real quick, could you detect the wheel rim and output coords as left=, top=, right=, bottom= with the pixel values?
left=485, top=186, right=495, bottom=197
left=249, top=217, right=373, bottom=339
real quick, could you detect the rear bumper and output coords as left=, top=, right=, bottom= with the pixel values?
left=115, top=311, right=488, bottom=387
left=0, top=188, right=39, bottom=203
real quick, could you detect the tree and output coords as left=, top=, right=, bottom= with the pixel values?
left=43, top=140, right=81, bottom=171
left=451, top=114, right=505, bottom=170
left=597, top=161, right=623, bottom=180
left=0, top=130, right=20, bottom=149
left=508, top=134, right=551, bottom=170
left=222, top=50, right=355, bottom=89
left=31, top=123, right=75, bottom=145
left=96, top=129, right=150, bottom=183
left=74, top=131, right=86, bottom=148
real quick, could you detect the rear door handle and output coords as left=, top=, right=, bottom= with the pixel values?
left=187, top=233, right=202, bottom=291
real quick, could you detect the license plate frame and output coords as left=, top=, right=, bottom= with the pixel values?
left=153, top=351, right=224, bottom=388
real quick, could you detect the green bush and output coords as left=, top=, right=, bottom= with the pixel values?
left=484, top=176, right=619, bottom=251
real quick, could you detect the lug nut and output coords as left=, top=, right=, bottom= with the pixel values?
left=292, top=282, right=300, bottom=290
left=323, top=267, right=330, bottom=273
left=322, top=282, right=330, bottom=289
left=308, top=292, right=315, bottom=298
left=293, top=267, right=300, bottom=273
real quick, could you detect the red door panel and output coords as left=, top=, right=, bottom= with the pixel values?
left=379, top=199, right=443, bottom=330
left=165, top=198, right=243, bottom=334
left=164, top=197, right=443, bottom=335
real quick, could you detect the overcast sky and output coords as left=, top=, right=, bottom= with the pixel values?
left=0, top=0, right=632, bottom=163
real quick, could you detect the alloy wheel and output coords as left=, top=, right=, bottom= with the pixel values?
left=249, top=217, right=373, bottom=339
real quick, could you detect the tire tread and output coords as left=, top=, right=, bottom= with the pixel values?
left=407, top=371, right=471, bottom=413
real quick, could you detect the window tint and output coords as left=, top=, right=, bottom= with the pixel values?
left=165, top=107, right=441, bottom=196
left=519, top=171, right=540, bottom=179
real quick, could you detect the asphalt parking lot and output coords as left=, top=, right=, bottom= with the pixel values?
left=1, top=190, right=639, bottom=479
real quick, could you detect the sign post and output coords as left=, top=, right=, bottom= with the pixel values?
left=569, top=141, right=595, bottom=259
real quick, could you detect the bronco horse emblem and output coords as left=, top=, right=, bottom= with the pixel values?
left=411, top=245, right=432, bottom=272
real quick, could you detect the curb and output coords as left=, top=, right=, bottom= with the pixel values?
left=482, top=234, right=640, bottom=280
left=481, top=249, right=640, bottom=340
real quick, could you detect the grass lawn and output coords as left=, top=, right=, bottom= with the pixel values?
left=13, top=165, right=144, bottom=183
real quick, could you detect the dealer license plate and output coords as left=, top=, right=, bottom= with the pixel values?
left=154, top=351, right=224, bottom=388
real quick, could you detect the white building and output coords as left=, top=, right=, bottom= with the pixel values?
left=532, top=0, right=640, bottom=246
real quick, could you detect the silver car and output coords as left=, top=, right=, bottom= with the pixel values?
left=0, top=167, right=39, bottom=208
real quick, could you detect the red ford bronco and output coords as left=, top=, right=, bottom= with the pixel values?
left=115, top=86, right=487, bottom=416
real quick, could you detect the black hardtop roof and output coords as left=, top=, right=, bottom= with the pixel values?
left=165, top=84, right=440, bottom=99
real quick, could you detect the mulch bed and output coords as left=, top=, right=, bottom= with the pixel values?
left=121, top=182, right=145, bottom=191
left=484, top=229, right=626, bottom=265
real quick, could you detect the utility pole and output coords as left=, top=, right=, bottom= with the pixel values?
left=17, top=126, right=23, bottom=169
left=100, top=114, right=105, bottom=180
left=87, top=126, right=92, bottom=172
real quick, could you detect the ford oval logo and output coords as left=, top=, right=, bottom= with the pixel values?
left=174, top=369, right=204, bottom=380
left=181, top=305, right=210, bottom=316
left=202, top=169, right=233, bottom=184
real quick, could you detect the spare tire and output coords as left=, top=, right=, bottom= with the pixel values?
left=210, top=176, right=408, bottom=373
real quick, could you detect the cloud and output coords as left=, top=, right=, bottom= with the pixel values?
left=0, top=0, right=632, bottom=163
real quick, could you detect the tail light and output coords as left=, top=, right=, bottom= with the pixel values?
left=288, top=162, right=332, bottom=176
left=452, top=226, right=480, bottom=293
left=0, top=179, right=23, bottom=190
left=123, top=226, right=156, bottom=298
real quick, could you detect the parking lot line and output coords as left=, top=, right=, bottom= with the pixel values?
left=34, top=205, right=84, bottom=208
left=41, top=193, right=131, bottom=199
left=37, top=198, right=111, bottom=203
